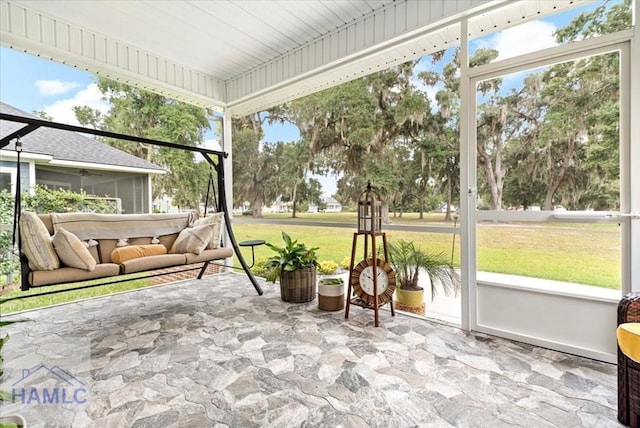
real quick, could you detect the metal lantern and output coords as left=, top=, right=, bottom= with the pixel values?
left=357, top=182, right=382, bottom=234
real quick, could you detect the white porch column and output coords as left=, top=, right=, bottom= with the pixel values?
left=459, top=17, right=473, bottom=332
left=222, top=108, right=234, bottom=271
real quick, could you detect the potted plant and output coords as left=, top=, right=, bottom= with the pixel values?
left=387, top=239, right=460, bottom=315
left=265, top=232, right=318, bottom=302
left=318, top=277, right=345, bottom=311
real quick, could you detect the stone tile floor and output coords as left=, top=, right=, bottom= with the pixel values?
left=0, top=272, right=621, bottom=427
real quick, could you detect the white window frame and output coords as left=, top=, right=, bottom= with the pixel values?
left=458, top=28, right=634, bottom=362
left=0, top=165, right=17, bottom=194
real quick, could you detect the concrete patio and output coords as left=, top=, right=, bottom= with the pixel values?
left=0, top=272, right=620, bottom=427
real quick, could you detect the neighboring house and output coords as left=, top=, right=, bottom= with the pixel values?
left=308, top=196, right=342, bottom=213
left=271, top=196, right=292, bottom=213
left=324, top=196, right=342, bottom=213
left=0, top=102, right=165, bottom=214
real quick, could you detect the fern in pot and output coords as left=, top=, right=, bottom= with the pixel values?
left=388, top=239, right=460, bottom=314
left=265, top=232, right=318, bottom=303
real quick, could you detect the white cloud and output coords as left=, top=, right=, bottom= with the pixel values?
left=34, top=79, right=82, bottom=96
left=476, top=20, right=558, bottom=61
left=203, top=139, right=222, bottom=152
left=43, top=83, right=110, bottom=125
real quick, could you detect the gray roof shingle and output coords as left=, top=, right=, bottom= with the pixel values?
left=0, top=102, right=165, bottom=172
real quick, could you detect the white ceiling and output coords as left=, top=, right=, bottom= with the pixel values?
left=0, top=0, right=584, bottom=117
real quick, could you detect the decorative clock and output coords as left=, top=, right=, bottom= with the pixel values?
left=351, top=258, right=396, bottom=306
left=345, top=181, right=396, bottom=327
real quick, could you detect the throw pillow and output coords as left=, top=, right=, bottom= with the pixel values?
left=110, top=244, right=167, bottom=264
left=193, top=212, right=224, bottom=249
left=52, top=227, right=97, bottom=271
left=19, top=211, right=60, bottom=270
left=169, top=224, right=214, bottom=255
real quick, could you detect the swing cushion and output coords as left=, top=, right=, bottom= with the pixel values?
left=20, top=211, right=60, bottom=271
left=52, top=227, right=97, bottom=271
left=20, top=212, right=233, bottom=290
left=193, top=212, right=224, bottom=249
left=169, top=224, right=215, bottom=255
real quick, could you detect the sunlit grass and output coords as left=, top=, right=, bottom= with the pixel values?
left=475, top=222, right=619, bottom=289
left=234, top=218, right=620, bottom=289
left=1, top=275, right=153, bottom=314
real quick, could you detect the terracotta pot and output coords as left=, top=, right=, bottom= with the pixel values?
left=280, top=266, right=317, bottom=302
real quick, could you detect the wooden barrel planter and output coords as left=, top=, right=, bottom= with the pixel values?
left=280, top=266, right=317, bottom=302
left=318, top=277, right=345, bottom=311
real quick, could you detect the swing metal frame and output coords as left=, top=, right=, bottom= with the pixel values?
left=0, top=112, right=264, bottom=299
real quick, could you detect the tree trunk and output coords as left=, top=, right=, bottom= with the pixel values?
left=543, top=136, right=576, bottom=210
left=478, top=142, right=503, bottom=211
left=252, top=194, right=263, bottom=218
left=291, top=183, right=298, bottom=218
left=444, top=179, right=454, bottom=221
left=381, top=201, right=392, bottom=224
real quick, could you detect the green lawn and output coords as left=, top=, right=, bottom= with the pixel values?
left=234, top=214, right=620, bottom=289
left=1, top=276, right=153, bottom=314
left=1, top=213, right=620, bottom=314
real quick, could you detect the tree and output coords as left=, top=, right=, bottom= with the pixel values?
left=231, top=114, right=282, bottom=218
left=32, top=110, right=53, bottom=121
left=290, top=61, right=430, bottom=221
left=418, top=49, right=495, bottom=217
left=74, top=78, right=211, bottom=211
left=534, top=0, right=629, bottom=209
left=277, top=141, right=313, bottom=218
left=73, top=106, right=102, bottom=129
left=500, top=0, right=629, bottom=210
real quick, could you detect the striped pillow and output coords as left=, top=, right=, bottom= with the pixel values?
left=20, top=211, right=60, bottom=271
left=169, top=224, right=214, bottom=255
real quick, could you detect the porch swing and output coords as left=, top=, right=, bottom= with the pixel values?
left=0, top=112, right=263, bottom=300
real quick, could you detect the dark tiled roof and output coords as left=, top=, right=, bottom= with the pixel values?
left=0, top=102, right=165, bottom=172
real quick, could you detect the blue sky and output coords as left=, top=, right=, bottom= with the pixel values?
left=0, top=47, right=300, bottom=142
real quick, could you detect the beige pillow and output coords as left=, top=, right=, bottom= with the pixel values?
left=169, top=224, right=214, bottom=255
left=19, top=211, right=60, bottom=271
left=52, top=227, right=97, bottom=271
left=194, top=212, right=224, bottom=249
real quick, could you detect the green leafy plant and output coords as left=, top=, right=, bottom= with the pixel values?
left=22, top=185, right=117, bottom=214
left=249, top=259, right=270, bottom=278
left=387, top=239, right=460, bottom=299
left=264, top=232, right=318, bottom=282
left=0, top=191, right=19, bottom=282
left=319, top=277, right=344, bottom=286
